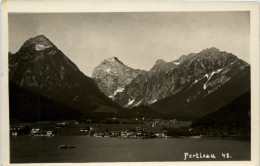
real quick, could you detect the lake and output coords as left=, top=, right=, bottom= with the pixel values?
left=11, top=136, right=250, bottom=163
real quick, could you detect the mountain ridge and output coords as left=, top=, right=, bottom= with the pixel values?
left=9, top=35, right=123, bottom=122
left=9, top=35, right=251, bottom=122
left=114, top=47, right=249, bottom=107
left=109, top=47, right=251, bottom=120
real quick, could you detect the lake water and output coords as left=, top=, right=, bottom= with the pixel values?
left=11, top=136, right=250, bottom=163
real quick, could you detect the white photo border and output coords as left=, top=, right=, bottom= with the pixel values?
left=1, top=1, right=259, bottom=166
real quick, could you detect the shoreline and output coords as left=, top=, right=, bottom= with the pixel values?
left=11, top=135, right=251, bottom=141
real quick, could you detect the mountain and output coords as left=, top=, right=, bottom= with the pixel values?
left=191, top=90, right=250, bottom=135
left=9, top=35, right=122, bottom=122
left=114, top=47, right=250, bottom=119
left=9, top=36, right=250, bottom=122
left=151, top=66, right=250, bottom=120
left=92, top=57, right=146, bottom=99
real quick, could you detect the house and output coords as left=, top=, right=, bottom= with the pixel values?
left=11, top=132, right=18, bottom=136
left=154, top=131, right=167, bottom=138
left=136, top=132, right=143, bottom=137
left=80, top=128, right=89, bottom=132
left=30, top=128, right=41, bottom=136
left=136, top=127, right=142, bottom=131
left=93, top=132, right=104, bottom=137
left=89, top=127, right=95, bottom=131
left=46, top=130, right=54, bottom=136
left=120, top=131, right=128, bottom=137
left=56, top=122, right=69, bottom=128
left=110, top=131, right=120, bottom=137
left=149, top=122, right=155, bottom=127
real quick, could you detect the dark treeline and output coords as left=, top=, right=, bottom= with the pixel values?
left=9, top=81, right=167, bottom=123
left=191, top=90, right=251, bottom=136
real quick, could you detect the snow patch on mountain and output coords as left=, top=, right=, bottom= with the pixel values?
left=133, top=99, right=143, bottom=107
left=217, top=69, right=223, bottom=73
left=36, top=44, right=52, bottom=51
left=204, top=74, right=209, bottom=79
left=193, top=79, right=198, bottom=84
left=200, top=62, right=206, bottom=70
left=149, top=99, right=157, bottom=104
left=124, top=98, right=135, bottom=107
left=113, top=87, right=124, bottom=95
left=230, top=61, right=237, bottom=65
left=105, top=68, right=111, bottom=73
left=108, top=87, right=125, bottom=99
left=203, top=84, right=207, bottom=90
left=203, top=68, right=223, bottom=90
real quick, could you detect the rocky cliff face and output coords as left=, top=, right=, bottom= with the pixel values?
left=9, top=35, right=121, bottom=121
left=113, top=47, right=250, bottom=114
left=92, top=57, right=146, bottom=99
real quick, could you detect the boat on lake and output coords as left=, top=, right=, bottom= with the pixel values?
left=59, top=145, right=77, bottom=149
left=190, top=135, right=202, bottom=138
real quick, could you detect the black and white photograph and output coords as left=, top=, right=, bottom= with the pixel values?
left=1, top=1, right=259, bottom=165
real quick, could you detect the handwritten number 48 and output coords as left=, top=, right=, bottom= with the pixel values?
left=222, top=153, right=232, bottom=158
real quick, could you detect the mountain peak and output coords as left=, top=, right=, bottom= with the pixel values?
left=33, top=34, right=49, bottom=40
left=105, top=57, right=124, bottom=65
left=21, top=35, right=54, bottom=50
left=93, top=57, right=146, bottom=98
left=108, top=57, right=119, bottom=61
left=200, top=47, right=220, bottom=54
left=155, top=59, right=165, bottom=65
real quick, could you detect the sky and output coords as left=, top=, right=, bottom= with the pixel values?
left=9, top=12, right=250, bottom=77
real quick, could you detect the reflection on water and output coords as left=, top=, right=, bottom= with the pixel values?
left=11, top=136, right=250, bottom=163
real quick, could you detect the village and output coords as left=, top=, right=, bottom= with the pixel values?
left=10, top=118, right=199, bottom=138
left=10, top=117, right=243, bottom=139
